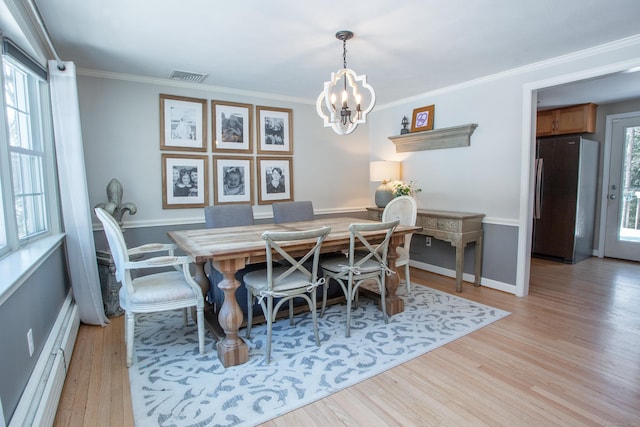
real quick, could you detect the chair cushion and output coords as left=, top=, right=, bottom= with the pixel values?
left=244, top=267, right=316, bottom=293
left=124, top=271, right=199, bottom=304
left=321, top=254, right=383, bottom=276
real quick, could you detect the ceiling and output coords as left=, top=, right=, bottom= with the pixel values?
left=25, top=0, right=640, bottom=106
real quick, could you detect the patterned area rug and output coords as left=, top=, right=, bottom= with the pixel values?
left=129, top=284, right=509, bottom=426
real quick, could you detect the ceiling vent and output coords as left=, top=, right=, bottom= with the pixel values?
left=168, top=70, right=208, bottom=83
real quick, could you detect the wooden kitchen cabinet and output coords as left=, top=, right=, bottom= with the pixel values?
left=536, top=103, right=597, bottom=136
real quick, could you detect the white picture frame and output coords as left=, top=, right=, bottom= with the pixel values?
left=212, top=100, right=253, bottom=153
left=257, top=157, right=293, bottom=204
left=213, top=156, right=254, bottom=204
left=160, top=94, right=207, bottom=151
left=162, top=154, right=208, bottom=208
left=256, top=106, right=293, bottom=154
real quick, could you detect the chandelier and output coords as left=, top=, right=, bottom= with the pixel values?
left=316, top=30, right=376, bottom=135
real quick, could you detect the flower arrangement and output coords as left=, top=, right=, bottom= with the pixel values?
left=392, top=180, right=422, bottom=197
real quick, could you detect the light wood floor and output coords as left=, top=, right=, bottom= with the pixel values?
left=54, top=257, right=640, bottom=426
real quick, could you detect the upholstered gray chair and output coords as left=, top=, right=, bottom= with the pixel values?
left=204, top=204, right=260, bottom=318
left=95, top=207, right=205, bottom=367
left=321, top=219, right=399, bottom=337
left=381, top=196, right=417, bottom=293
left=204, top=204, right=254, bottom=228
left=272, top=201, right=314, bottom=224
left=244, top=226, right=330, bottom=363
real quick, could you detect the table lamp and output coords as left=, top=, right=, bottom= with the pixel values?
left=370, top=161, right=400, bottom=208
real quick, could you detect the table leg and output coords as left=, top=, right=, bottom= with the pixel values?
left=384, top=234, right=404, bottom=315
left=455, top=241, right=464, bottom=292
left=213, top=259, right=248, bottom=368
left=474, top=235, right=483, bottom=287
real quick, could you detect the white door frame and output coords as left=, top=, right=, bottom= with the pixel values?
left=517, top=59, right=640, bottom=297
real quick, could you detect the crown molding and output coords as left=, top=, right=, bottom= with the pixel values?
left=378, top=34, right=640, bottom=111
left=76, top=67, right=314, bottom=105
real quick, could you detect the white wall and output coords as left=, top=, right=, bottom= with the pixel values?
left=369, top=76, right=524, bottom=220
left=369, top=35, right=640, bottom=295
left=77, top=72, right=371, bottom=226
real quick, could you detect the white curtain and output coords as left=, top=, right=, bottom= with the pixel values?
left=49, top=61, right=108, bottom=326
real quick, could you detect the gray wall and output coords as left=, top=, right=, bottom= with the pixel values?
left=411, top=223, right=519, bottom=286
left=0, top=245, right=70, bottom=423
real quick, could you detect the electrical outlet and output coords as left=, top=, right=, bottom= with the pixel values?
left=27, top=329, right=34, bottom=357
left=425, top=237, right=432, bottom=247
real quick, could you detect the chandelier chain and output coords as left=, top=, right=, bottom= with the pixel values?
left=343, top=39, right=348, bottom=70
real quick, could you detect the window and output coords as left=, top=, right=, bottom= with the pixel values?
left=0, top=40, right=58, bottom=258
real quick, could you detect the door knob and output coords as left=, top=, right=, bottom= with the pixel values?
left=609, top=194, right=617, bottom=200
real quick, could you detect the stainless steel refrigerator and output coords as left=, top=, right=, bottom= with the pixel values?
left=532, top=136, right=599, bottom=263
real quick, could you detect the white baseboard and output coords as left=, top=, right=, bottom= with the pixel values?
left=410, top=260, right=517, bottom=295
left=1, top=397, right=6, bottom=427
left=9, top=293, right=79, bottom=427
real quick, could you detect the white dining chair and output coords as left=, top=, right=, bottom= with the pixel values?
left=320, top=219, right=399, bottom=337
left=382, top=196, right=417, bottom=293
left=95, top=207, right=206, bottom=367
left=243, top=226, right=331, bottom=363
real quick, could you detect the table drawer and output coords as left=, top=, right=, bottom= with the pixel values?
left=422, top=217, right=461, bottom=233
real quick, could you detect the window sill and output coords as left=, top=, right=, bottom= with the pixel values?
left=0, top=233, right=65, bottom=305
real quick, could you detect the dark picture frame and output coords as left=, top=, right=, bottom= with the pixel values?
left=410, top=104, right=435, bottom=133
left=257, top=156, right=293, bottom=204
left=160, top=94, right=207, bottom=151
left=213, top=156, right=254, bottom=205
left=211, top=100, right=253, bottom=153
left=161, top=154, right=209, bottom=208
left=256, top=106, right=293, bottom=155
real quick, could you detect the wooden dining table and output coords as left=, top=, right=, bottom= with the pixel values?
left=168, top=217, right=420, bottom=367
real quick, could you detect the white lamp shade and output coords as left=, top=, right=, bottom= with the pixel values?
left=370, top=161, right=400, bottom=182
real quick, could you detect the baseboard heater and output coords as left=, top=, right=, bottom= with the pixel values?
left=9, top=293, right=79, bottom=427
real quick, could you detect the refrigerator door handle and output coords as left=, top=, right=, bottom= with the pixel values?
left=534, top=158, right=543, bottom=219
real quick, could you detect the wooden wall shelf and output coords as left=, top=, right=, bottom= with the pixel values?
left=388, top=123, right=478, bottom=152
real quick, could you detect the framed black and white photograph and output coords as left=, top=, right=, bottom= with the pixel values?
left=257, top=157, right=293, bottom=204
left=212, top=100, right=253, bottom=153
left=161, top=154, right=208, bottom=208
left=160, top=94, right=207, bottom=151
left=213, top=156, right=254, bottom=205
left=256, top=106, right=293, bottom=155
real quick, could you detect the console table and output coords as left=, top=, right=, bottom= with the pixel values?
left=366, top=207, right=484, bottom=292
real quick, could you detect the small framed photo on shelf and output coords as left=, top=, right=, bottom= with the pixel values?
left=213, top=156, right=254, bottom=205
left=161, top=154, right=209, bottom=209
left=256, top=106, right=293, bottom=155
left=410, top=104, right=435, bottom=133
left=257, top=157, right=293, bottom=204
left=160, top=94, right=207, bottom=151
left=212, top=100, right=253, bottom=153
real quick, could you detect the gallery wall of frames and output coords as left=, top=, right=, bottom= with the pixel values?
left=159, top=94, right=294, bottom=208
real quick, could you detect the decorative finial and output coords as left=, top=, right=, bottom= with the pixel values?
left=95, top=178, right=137, bottom=227
left=400, top=116, right=410, bottom=134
